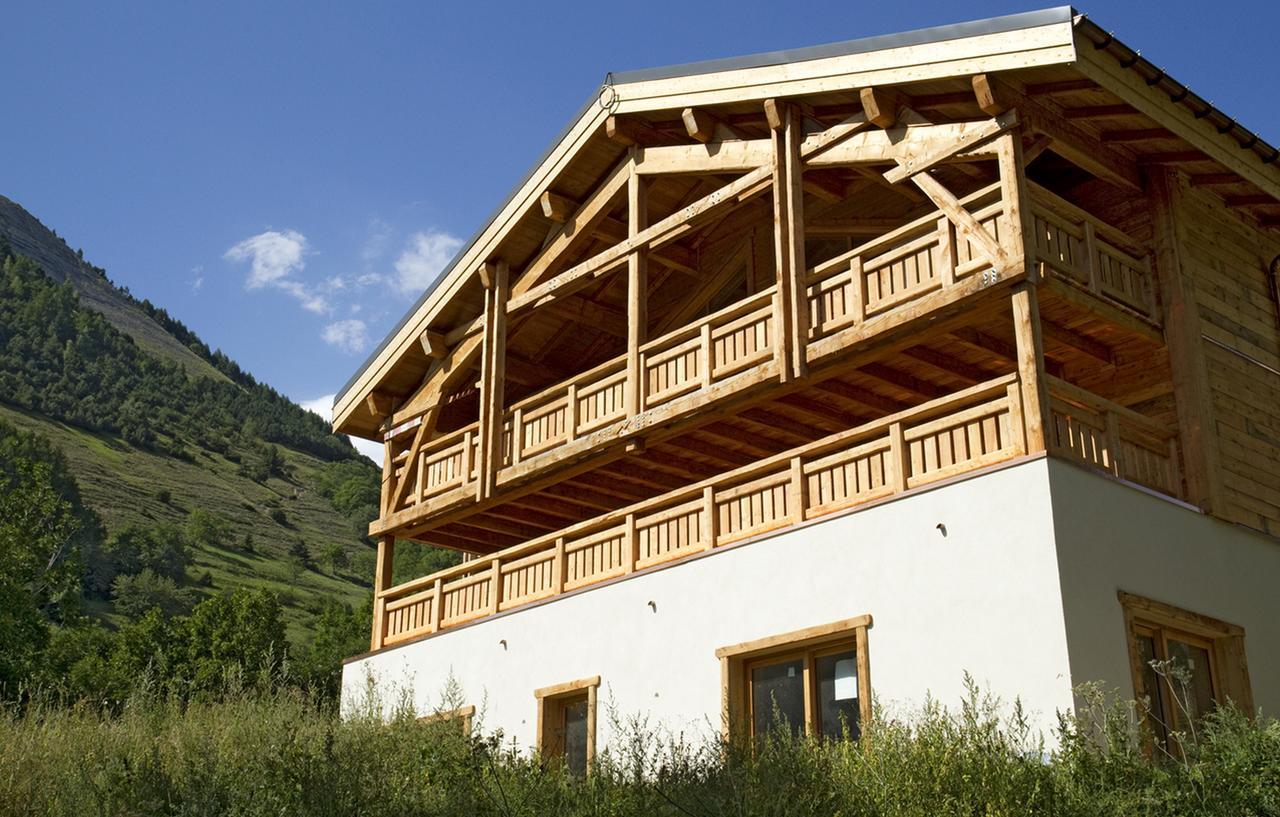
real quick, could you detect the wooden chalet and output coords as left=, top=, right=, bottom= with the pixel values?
left=334, top=8, right=1280, bottom=766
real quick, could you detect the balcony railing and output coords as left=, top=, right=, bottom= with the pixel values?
left=1028, top=182, right=1159, bottom=323
left=379, top=183, right=1160, bottom=535
left=375, top=374, right=1028, bottom=648
left=1046, top=376, right=1181, bottom=497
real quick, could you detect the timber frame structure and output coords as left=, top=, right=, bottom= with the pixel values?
left=334, top=8, right=1280, bottom=653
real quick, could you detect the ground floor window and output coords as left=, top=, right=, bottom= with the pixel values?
left=717, top=615, right=871, bottom=741
left=535, top=676, right=599, bottom=776
left=1119, top=591, right=1252, bottom=749
left=418, top=704, right=475, bottom=734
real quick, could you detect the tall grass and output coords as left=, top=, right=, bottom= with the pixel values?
left=1, top=680, right=1276, bottom=816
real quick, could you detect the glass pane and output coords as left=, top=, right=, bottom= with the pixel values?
left=752, top=658, right=805, bottom=738
left=562, top=698, right=589, bottom=777
left=1136, top=634, right=1169, bottom=746
left=1167, top=638, right=1216, bottom=727
left=816, top=649, right=860, bottom=740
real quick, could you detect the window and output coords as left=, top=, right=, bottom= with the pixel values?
left=418, top=704, right=475, bottom=734
left=1119, top=591, right=1252, bottom=748
left=535, top=676, right=599, bottom=776
left=718, top=616, right=872, bottom=742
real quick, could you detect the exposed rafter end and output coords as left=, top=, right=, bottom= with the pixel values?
left=418, top=330, right=447, bottom=359
left=366, top=391, right=394, bottom=419
left=606, top=115, right=668, bottom=147
left=859, top=87, right=904, bottom=129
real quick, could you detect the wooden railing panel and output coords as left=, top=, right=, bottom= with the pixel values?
left=564, top=529, right=627, bottom=590
left=441, top=571, right=492, bottom=627
left=1046, top=376, right=1179, bottom=497
left=715, top=471, right=792, bottom=544
left=576, top=370, right=627, bottom=434
left=804, top=439, right=894, bottom=515
left=637, top=500, right=704, bottom=568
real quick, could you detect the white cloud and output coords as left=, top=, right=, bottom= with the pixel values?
left=298, top=393, right=381, bottom=463
left=321, top=318, right=370, bottom=354
left=393, top=229, right=463, bottom=296
left=224, top=229, right=330, bottom=313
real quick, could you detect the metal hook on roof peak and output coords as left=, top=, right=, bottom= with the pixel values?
left=598, top=72, right=620, bottom=113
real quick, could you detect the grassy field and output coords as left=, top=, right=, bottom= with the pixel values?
left=1, top=683, right=1276, bottom=817
left=0, top=403, right=372, bottom=645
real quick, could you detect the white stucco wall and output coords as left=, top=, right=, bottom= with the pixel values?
left=342, top=458, right=1079, bottom=748
left=1047, top=459, right=1280, bottom=715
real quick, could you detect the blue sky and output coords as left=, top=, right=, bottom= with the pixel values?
left=3, top=0, right=1276, bottom=458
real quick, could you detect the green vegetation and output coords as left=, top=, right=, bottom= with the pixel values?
left=0, top=681, right=1275, bottom=816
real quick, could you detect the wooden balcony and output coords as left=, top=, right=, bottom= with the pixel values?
left=372, top=183, right=1161, bottom=541
left=371, top=374, right=1185, bottom=650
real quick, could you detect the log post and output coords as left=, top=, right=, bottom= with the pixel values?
left=994, top=129, right=1032, bottom=281
left=1011, top=283, right=1049, bottom=453
left=1148, top=168, right=1223, bottom=513
left=476, top=260, right=509, bottom=501
left=370, top=534, right=395, bottom=650
left=770, top=101, right=809, bottom=381
left=626, top=149, right=649, bottom=416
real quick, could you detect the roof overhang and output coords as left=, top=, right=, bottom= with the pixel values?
left=332, top=5, right=1278, bottom=439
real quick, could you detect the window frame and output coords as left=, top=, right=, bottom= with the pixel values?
left=534, top=675, right=600, bottom=774
left=1119, top=591, right=1252, bottom=743
left=717, top=615, right=872, bottom=742
left=418, top=704, right=476, bottom=734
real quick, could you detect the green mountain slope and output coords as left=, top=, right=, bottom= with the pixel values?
left=0, top=196, right=227, bottom=381
left=0, top=197, right=382, bottom=645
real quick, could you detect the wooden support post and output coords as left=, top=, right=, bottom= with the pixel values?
left=1081, top=221, right=1101, bottom=293
left=379, top=436, right=394, bottom=515
left=889, top=422, right=908, bottom=493
left=770, top=101, right=809, bottom=382
left=431, top=576, right=444, bottom=632
left=511, top=407, right=524, bottom=466
left=1104, top=410, right=1124, bottom=478
left=1011, top=283, right=1049, bottom=453
left=788, top=456, right=806, bottom=523
left=1006, top=382, right=1029, bottom=454
left=701, top=486, right=716, bottom=550
left=476, top=260, right=509, bottom=501
left=1147, top=168, right=1223, bottom=513
left=489, top=557, right=502, bottom=615
left=994, top=130, right=1031, bottom=279
left=849, top=256, right=866, bottom=324
left=553, top=537, right=567, bottom=594
left=627, top=150, right=649, bottom=416
left=625, top=513, right=639, bottom=573
left=565, top=383, right=579, bottom=439
left=936, top=216, right=957, bottom=288
left=370, top=535, right=395, bottom=650
left=699, top=322, right=714, bottom=388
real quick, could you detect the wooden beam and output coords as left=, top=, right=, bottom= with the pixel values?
left=366, top=391, right=394, bottom=419
left=999, top=78, right=1142, bottom=191
left=1022, top=134, right=1054, bottom=164
left=902, top=346, right=993, bottom=383
left=540, top=190, right=576, bottom=222
left=1136, top=151, right=1206, bottom=165
left=1024, top=79, right=1096, bottom=96
left=1224, top=194, right=1276, bottom=208
left=1101, top=128, right=1173, bottom=144
left=626, top=150, right=649, bottom=415
left=1041, top=319, right=1113, bottom=364
left=512, top=112, right=872, bottom=313
left=971, top=74, right=1008, bottom=116
left=1011, top=283, right=1048, bottom=452
left=1063, top=104, right=1134, bottom=120
left=806, top=217, right=904, bottom=237
left=606, top=115, right=669, bottom=147
left=1147, top=168, right=1224, bottom=513
left=476, top=260, right=509, bottom=501
left=683, top=106, right=734, bottom=143
left=369, top=534, right=394, bottom=650
left=392, top=328, right=484, bottom=426
left=418, top=330, right=446, bottom=359
left=884, top=110, right=1018, bottom=184
left=859, top=87, right=903, bottom=128
left=860, top=362, right=945, bottom=400
left=510, top=160, right=631, bottom=301
left=814, top=378, right=909, bottom=415
left=1188, top=173, right=1240, bottom=187
left=774, top=102, right=809, bottom=381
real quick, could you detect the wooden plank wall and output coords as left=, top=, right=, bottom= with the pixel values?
left=1175, top=179, right=1280, bottom=534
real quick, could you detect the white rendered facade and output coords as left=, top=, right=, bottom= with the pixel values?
left=341, top=456, right=1280, bottom=748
